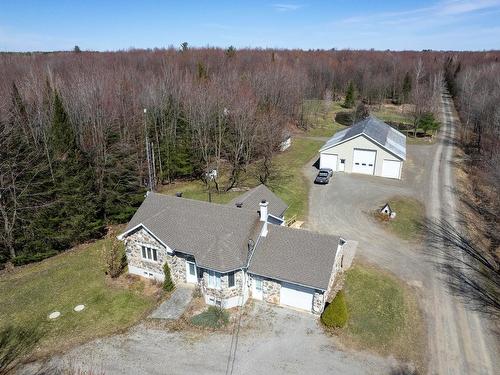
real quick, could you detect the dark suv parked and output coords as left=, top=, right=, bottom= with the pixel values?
left=314, top=168, right=333, bottom=184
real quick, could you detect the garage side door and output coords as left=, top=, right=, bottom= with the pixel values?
left=319, top=153, right=338, bottom=171
left=280, top=282, right=314, bottom=311
left=381, top=159, right=402, bottom=179
left=352, top=149, right=376, bottom=175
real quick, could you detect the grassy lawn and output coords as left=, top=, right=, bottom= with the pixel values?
left=159, top=179, right=243, bottom=204
left=341, top=263, right=426, bottom=371
left=0, top=238, right=157, bottom=357
left=375, top=197, right=425, bottom=241
left=370, top=103, right=413, bottom=125
left=268, top=138, right=323, bottom=220
left=302, top=99, right=347, bottom=138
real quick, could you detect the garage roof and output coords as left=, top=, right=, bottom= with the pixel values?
left=320, top=116, right=406, bottom=160
left=248, top=225, right=340, bottom=290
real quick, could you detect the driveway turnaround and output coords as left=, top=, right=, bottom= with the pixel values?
left=40, top=302, right=393, bottom=375
left=150, top=284, right=193, bottom=320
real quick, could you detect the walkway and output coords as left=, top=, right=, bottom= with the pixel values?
left=150, top=283, right=194, bottom=320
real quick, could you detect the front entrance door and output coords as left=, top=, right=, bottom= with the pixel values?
left=186, top=261, right=197, bottom=283
left=252, top=277, right=263, bottom=300
left=338, top=158, right=346, bottom=172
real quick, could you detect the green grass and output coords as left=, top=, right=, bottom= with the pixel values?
left=302, top=99, right=347, bottom=138
left=371, top=105, right=413, bottom=125
left=268, top=138, right=323, bottom=220
left=159, top=179, right=243, bottom=204
left=342, top=264, right=426, bottom=370
left=191, top=306, right=229, bottom=329
left=0, top=239, right=157, bottom=357
left=378, top=197, right=425, bottom=241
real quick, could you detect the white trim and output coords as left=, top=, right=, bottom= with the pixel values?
left=128, top=265, right=164, bottom=281
left=117, top=223, right=172, bottom=253
left=248, top=271, right=327, bottom=292
left=320, top=133, right=405, bottom=161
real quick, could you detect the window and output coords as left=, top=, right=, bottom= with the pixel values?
left=255, top=278, right=263, bottom=291
left=141, top=245, right=157, bottom=261
left=207, top=270, right=221, bottom=289
left=228, top=272, right=235, bottom=288
left=188, top=262, right=196, bottom=276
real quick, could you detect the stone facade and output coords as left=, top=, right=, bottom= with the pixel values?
left=124, top=227, right=186, bottom=284
left=262, top=278, right=281, bottom=304
left=201, top=269, right=245, bottom=303
left=312, top=291, right=325, bottom=314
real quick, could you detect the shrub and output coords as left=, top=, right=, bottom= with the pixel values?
left=335, top=111, right=353, bottom=126
left=0, top=324, right=42, bottom=374
left=191, top=306, right=229, bottom=329
left=163, top=262, right=175, bottom=292
left=321, top=290, right=349, bottom=328
left=103, top=238, right=126, bottom=278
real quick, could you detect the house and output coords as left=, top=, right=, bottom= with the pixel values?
left=118, top=186, right=355, bottom=314
left=319, top=116, right=406, bottom=179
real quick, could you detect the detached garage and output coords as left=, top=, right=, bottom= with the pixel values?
left=319, top=116, right=406, bottom=179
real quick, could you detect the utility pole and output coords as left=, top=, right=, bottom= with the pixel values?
left=144, top=108, right=153, bottom=192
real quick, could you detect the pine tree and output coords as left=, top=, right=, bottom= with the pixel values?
left=163, top=261, right=175, bottom=291
left=344, top=81, right=356, bottom=109
left=42, top=92, right=104, bottom=250
left=402, top=72, right=412, bottom=104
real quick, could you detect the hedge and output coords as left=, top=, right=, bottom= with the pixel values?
left=321, top=290, right=349, bottom=328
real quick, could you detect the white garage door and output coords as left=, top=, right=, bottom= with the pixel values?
left=319, top=153, right=338, bottom=171
left=352, top=149, right=376, bottom=175
left=280, top=282, right=314, bottom=311
left=381, top=159, right=402, bottom=179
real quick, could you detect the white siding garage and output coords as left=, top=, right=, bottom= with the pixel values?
left=352, top=149, right=376, bottom=175
left=381, top=159, right=402, bottom=179
left=318, top=116, right=406, bottom=180
left=280, top=282, right=314, bottom=311
left=319, top=154, right=337, bottom=171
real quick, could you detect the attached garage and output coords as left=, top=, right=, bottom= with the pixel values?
left=352, top=149, right=376, bottom=175
left=319, top=116, right=406, bottom=180
left=280, top=282, right=314, bottom=311
left=319, top=153, right=337, bottom=170
left=381, top=159, right=402, bottom=179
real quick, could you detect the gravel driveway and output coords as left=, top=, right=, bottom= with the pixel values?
left=33, top=302, right=393, bottom=375
left=305, top=143, right=433, bottom=283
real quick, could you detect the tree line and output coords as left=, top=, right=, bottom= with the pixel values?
left=1, top=48, right=498, bottom=266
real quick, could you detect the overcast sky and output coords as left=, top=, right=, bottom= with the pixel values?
left=1, top=0, right=500, bottom=51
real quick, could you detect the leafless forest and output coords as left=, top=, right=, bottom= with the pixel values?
left=0, top=48, right=498, bottom=264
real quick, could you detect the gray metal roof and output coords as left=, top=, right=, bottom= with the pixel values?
left=125, top=192, right=261, bottom=272
left=319, top=116, right=406, bottom=160
left=248, top=225, right=340, bottom=290
left=228, top=184, right=288, bottom=218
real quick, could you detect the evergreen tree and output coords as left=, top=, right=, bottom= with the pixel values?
left=103, top=131, right=145, bottom=223
left=344, top=81, right=356, bottom=108
left=163, top=261, right=175, bottom=291
left=42, top=92, right=104, bottom=250
left=402, top=72, right=412, bottom=104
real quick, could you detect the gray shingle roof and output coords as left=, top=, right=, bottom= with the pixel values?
left=125, top=192, right=261, bottom=272
left=228, top=184, right=288, bottom=218
left=320, top=116, right=406, bottom=160
left=248, top=225, right=340, bottom=290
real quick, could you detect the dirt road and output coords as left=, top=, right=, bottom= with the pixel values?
left=307, top=92, right=498, bottom=374
left=425, top=93, right=496, bottom=374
